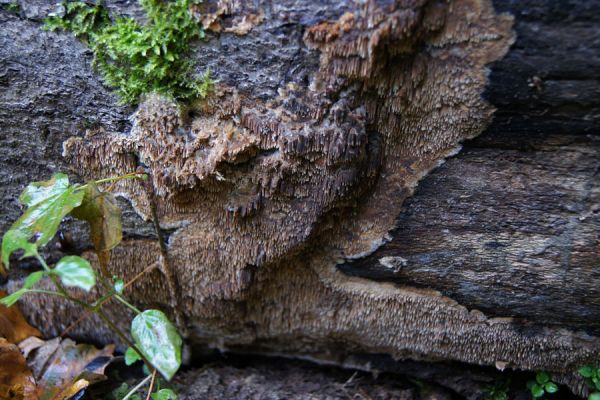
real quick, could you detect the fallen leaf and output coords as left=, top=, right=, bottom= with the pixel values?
left=18, top=337, right=45, bottom=359
left=0, top=338, right=38, bottom=400
left=0, top=290, right=42, bottom=344
left=25, top=337, right=114, bottom=400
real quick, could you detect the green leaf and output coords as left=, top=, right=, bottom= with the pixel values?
left=114, top=277, right=125, bottom=294
left=530, top=384, right=544, bottom=398
left=151, top=389, right=177, bottom=400
left=544, top=382, right=558, bottom=393
left=71, top=181, right=122, bottom=253
left=581, top=366, right=595, bottom=378
left=131, top=310, right=182, bottom=380
left=23, top=270, right=45, bottom=289
left=124, top=346, right=141, bottom=366
left=53, top=255, right=96, bottom=291
left=527, top=380, right=536, bottom=390
left=0, top=269, right=46, bottom=307
left=536, top=372, right=550, bottom=385
left=113, top=382, right=142, bottom=400
left=0, top=290, right=27, bottom=307
left=2, top=173, right=84, bottom=268
left=589, top=392, right=600, bottom=400
left=1, top=230, right=38, bottom=267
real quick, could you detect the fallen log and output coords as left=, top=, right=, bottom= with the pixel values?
left=0, top=0, right=599, bottom=394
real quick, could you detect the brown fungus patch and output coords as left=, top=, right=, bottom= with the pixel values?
left=57, top=0, right=600, bottom=379
left=192, top=0, right=264, bottom=35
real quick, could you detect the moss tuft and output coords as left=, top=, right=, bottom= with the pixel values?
left=45, top=0, right=213, bottom=105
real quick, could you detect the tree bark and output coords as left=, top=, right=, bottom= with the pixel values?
left=1, top=0, right=599, bottom=395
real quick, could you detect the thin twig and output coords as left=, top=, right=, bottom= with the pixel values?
left=145, top=369, right=158, bottom=400
left=122, top=374, right=152, bottom=400
left=37, top=249, right=152, bottom=367
left=61, top=262, right=158, bottom=337
left=95, top=308, right=152, bottom=368
left=143, top=174, right=187, bottom=337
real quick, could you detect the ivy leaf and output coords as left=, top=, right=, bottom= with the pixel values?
left=544, top=382, right=558, bottom=394
left=589, top=393, right=600, bottom=400
left=1, top=173, right=84, bottom=269
left=131, top=310, right=182, bottom=380
left=53, top=256, right=96, bottom=291
left=71, top=181, right=122, bottom=253
left=536, top=372, right=550, bottom=385
left=124, top=347, right=141, bottom=366
left=580, top=366, right=595, bottom=378
left=151, top=389, right=177, bottom=400
left=23, top=271, right=45, bottom=289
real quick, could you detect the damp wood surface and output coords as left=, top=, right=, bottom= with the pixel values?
left=339, top=0, right=600, bottom=333
left=0, top=0, right=599, bottom=392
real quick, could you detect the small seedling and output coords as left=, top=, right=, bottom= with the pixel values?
left=1, top=172, right=180, bottom=397
left=578, top=366, right=600, bottom=400
left=483, top=377, right=510, bottom=400
left=527, top=372, right=558, bottom=398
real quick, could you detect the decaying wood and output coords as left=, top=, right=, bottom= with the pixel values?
left=1, top=0, right=599, bottom=394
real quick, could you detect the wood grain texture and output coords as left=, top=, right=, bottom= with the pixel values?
left=0, top=0, right=599, bottom=390
left=338, top=0, right=600, bottom=333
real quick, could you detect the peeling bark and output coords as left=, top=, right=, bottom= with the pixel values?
left=1, top=0, right=599, bottom=395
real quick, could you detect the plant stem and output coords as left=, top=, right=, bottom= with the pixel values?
left=98, top=274, right=141, bottom=313
left=26, top=289, right=67, bottom=298
left=61, top=262, right=158, bottom=337
left=144, top=176, right=186, bottom=336
left=114, top=293, right=142, bottom=314
left=94, top=308, right=152, bottom=367
left=145, top=369, right=158, bottom=400
left=34, top=253, right=154, bottom=371
left=93, top=171, right=147, bottom=186
left=74, top=171, right=147, bottom=191
left=122, top=374, right=152, bottom=400
left=35, top=253, right=52, bottom=272
left=35, top=254, right=85, bottom=307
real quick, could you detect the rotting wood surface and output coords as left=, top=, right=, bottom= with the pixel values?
left=0, top=0, right=599, bottom=392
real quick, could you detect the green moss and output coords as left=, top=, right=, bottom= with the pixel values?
left=2, top=2, right=21, bottom=14
left=45, top=0, right=212, bottom=105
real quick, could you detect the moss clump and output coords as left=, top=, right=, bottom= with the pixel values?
left=45, top=0, right=212, bottom=105
left=2, top=2, right=21, bottom=14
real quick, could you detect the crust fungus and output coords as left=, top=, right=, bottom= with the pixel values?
left=55, top=0, right=600, bottom=378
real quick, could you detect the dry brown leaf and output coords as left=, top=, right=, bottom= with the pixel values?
left=24, top=337, right=114, bottom=400
left=0, top=290, right=42, bottom=344
left=71, top=181, right=122, bottom=254
left=0, top=338, right=38, bottom=400
left=18, top=337, right=45, bottom=359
